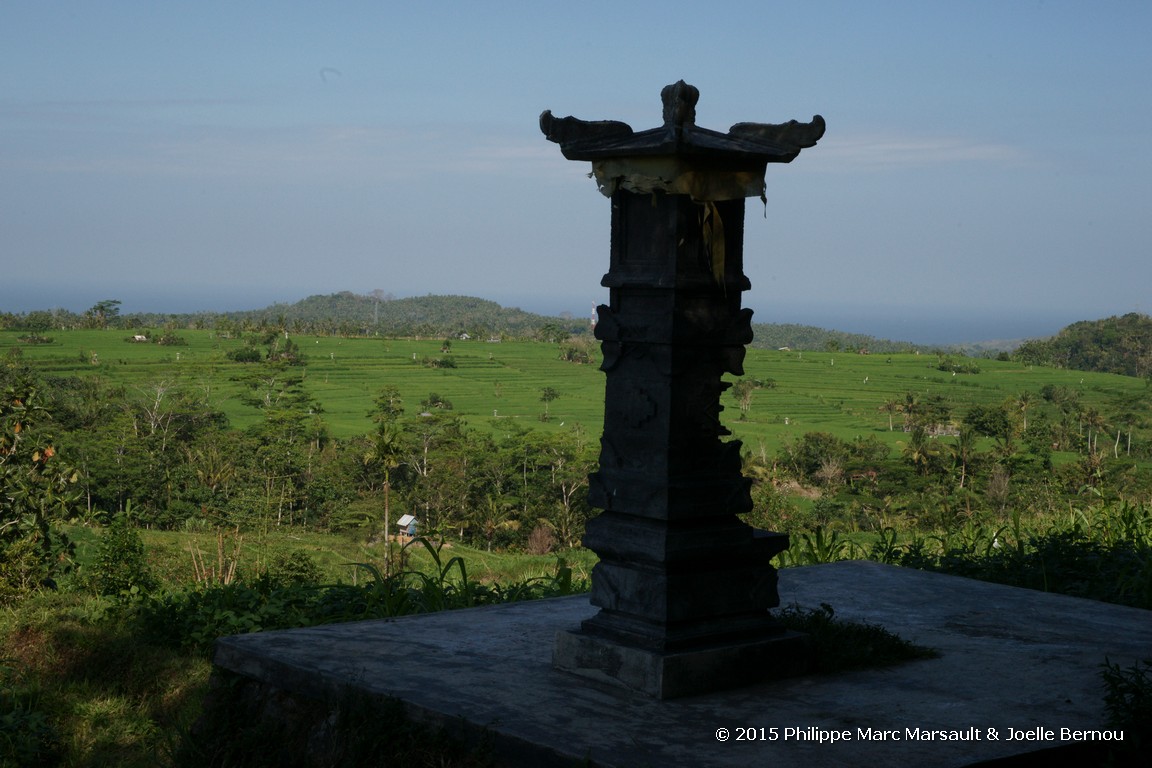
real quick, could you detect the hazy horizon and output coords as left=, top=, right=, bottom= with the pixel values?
left=4, top=3, right=1150, bottom=354
left=0, top=283, right=1110, bottom=347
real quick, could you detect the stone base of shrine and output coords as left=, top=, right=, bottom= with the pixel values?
left=552, top=626, right=810, bottom=699
left=210, top=561, right=1151, bottom=767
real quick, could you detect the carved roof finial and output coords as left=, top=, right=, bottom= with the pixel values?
left=661, top=80, right=699, bottom=128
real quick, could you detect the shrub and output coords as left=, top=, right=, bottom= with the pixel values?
left=558, top=345, right=594, bottom=364
left=226, top=347, right=263, bottom=363
left=0, top=693, right=59, bottom=767
left=90, top=517, right=157, bottom=597
left=260, top=551, right=323, bottom=588
left=156, top=333, right=188, bottom=346
left=1101, top=658, right=1152, bottom=762
left=525, top=525, right=555, bottom=555
left=775, top=602, right=938, bottom=673
left=0, top=539, right=43, bottom=606
left=897, top=527, right=1152, bottom=609
left=420, top=392, right=453, bottom=410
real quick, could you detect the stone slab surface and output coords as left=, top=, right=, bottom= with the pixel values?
left=213, top=562, right=1150, bottom=767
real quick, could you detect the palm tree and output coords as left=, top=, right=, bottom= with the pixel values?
left=901, top=392, right=921, bottom=431
left=879, top=398, right=902, bottom=431
left=949, top=427, right=979, bottom=489
left=901, top=427, right=938, bottom=475
left=475, top=495, right=517, bottom=552
left=363, top=421, right=405, bottom=573
left=1016, top=391, right=1034, bottom=433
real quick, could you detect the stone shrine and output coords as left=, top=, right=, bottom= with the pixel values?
left=542, top=81, right=824, bottom=697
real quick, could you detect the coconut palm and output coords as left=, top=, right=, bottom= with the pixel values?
left=1016, top=390, right=1034, bottom=433
left=879, top=398, right=902, bottom=431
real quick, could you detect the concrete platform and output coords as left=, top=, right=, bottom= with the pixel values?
left=212, top=561, right=1149, bottom=766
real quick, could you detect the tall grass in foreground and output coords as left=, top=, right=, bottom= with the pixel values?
left=779, top=501, right=1152, bottom=610
left=0, top=538, right=582, bottom=767
left=135, top=538, right=583, bottom=655
left=4, top=501, right=1151, bottom=766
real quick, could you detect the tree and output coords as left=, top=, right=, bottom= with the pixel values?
left=231, top=362, right=328, bottom=528
left=370, top=289, right=392, bottom=326
left=1, top=368, right=81, bottom=602
left=420, top=392, right=453, bottom=411
left=1016, top=391, right=1035, bottom=433
left=523, top=430, right=593, bottom=549
left=371, top=386, right=404, bottom=423
left=400, top=413, right=465, bottom=535
left=1013, top=313, right=1152, bottom=377
left=363, top=390, right=407, bottom=565
left=558, top=338, right=595, bottom=365
left=879, top=398, right=902, bottom=431
left=91, top=512, right=156, bottom=596
left=84, top=299, right=122, bottom=329
left=779, top=432, right=851, bottom=483
left=21, top=310, right=54, bottom=332
left=539, top=387, right=560, bottom=421
left=900, top=427, right=940, bottom=476
left=919, top=395, right=952, bottom=432
left=474, top=495, right=516, bottom=551
left=900, top=392, right=920, bottom=431
left=538, top=322, right=568, bottom=344
left=235, top=364, right=312, bottom=416
left=964, top=404, right=1012, bottom=441
left=266, top=336, right=305, bottom=365
left=731, top=379, right=756, bottom=418
left=1082, top=407, right=1107, bottom=456
left=948, top=427, right=979, bottom=489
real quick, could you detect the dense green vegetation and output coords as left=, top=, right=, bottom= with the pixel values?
left=1014, top=312, right=1152, bottom=377
left=4, top=304, right=1152, bottom=766
left=0, top=531, right=585, bottom=767
left=0, top=293, right=590, bottom=343
left=3, top=323, right=1152, bottom=577
left=747, top=321, right=921, bottom=354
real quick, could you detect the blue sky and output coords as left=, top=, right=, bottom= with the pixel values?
left=2, top=1, right=1150, bottom=343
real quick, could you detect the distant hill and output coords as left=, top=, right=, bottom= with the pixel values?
left=235, top=295, right=939, bottom=352
left=5, top=291, right=990, bottom=353
left=1013, top=312, right=1152, bottom=378
left=225, top=292, right=585, bottom=339
left=748, top=322, right=922, bottom=355
left=113, top=292, right=588, bottom=339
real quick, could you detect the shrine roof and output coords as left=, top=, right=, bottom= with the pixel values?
left=540, top=80, right=824, bottom=165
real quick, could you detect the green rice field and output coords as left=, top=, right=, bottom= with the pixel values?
left=3, top=328, right=1148, bottom=464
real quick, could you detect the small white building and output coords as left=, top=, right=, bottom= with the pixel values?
left=396, top=514, right=418, bottom=537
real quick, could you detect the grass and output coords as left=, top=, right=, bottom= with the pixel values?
left=1, top=534, right=587, bottom=766
left=5, top=330, right=1149, bottom=456
left=1, top=591, right=212, bottom=768
left=776, top=602, right=939, bottom=674
left=5, top=329, right=1152, bottom=764
left=80, top=526, right=598, bottom=589
left=177, top=672, right=497, bottom=768
left=7, top=506, right=1151, bottom=765
left=0, top=331, right=607, bottom=439
left=732, top=347, right=1150, bottom=458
